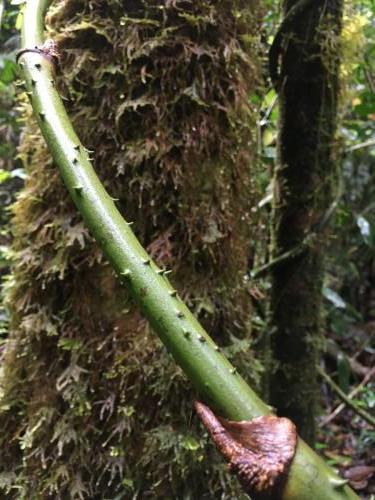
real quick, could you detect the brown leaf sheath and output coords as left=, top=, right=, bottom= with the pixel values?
left=194, top=401, right=297, bottom=499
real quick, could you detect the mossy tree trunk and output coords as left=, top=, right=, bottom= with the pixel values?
left=0, top=1, right=262, bottom=498
left=268, top=0, right=343, bottom=445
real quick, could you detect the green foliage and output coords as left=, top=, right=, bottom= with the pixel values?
left=0, top=0, right=24, bottom=368
left=325, top=0, right=375, bottom=331
left=0, top=0, right=262, bottom=498
left=318, top=7, right=375, bottom=476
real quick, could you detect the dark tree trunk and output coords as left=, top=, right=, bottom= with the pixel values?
left=268, top=0, right=343, bottom=445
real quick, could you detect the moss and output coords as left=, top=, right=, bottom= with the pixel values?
left=0, top=1, right=261, bottom=498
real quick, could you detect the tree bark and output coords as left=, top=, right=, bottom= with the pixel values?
left=0, top=0, right=261, bottom=497
left=268, top=0, right=343, bottom=445
left=1, top=2, right=360, bottom=499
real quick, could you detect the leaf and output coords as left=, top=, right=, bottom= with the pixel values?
left=122, top=478, right=134, bottom=490
left=70, top=474, right=89, bottom=500
left=202, top=219, right=224, bottom=243
left=337, top=353, right=351, bottom=393
left=119, top=16, right=159, bottom=27
left=344, top=465, right=375, bottom=490
left=263, top=129, right=276, bottom=146
left=0, top=472, right=17, bottom=493
left=357, top=215, right=370, bottom=238
left=56, top=364, right=88, bottom=392
left=52, top=420, right=78, bottom=456
left=323, top=287, right=346, bottom=309
left=66, top=223, right=87, bottom=249
left=10, top=168, right=27, bottom=179
left=356, top=215, right=375, bottom=246
left=0, top=169, right=10, bottom=184
left=263, top=146, right=276, bottom=159
left=323, top=450, right=352, bottom=466
left=180, top=435, right=200, bottom=451
left=182, top=83, right=208, bottom=107
left=58, top=338, right=83, bottom=351
left=63, top=20, right=113, bottom=43
left=0, top=59, right=17, bottom=84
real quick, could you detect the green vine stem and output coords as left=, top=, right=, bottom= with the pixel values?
left=16, top=1, right=358, bottom=498
left=317, top=366, right=375, bottom=428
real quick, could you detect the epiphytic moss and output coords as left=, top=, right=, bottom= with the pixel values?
left=0, top=1, right=261, bottom=497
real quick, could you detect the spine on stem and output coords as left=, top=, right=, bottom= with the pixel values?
left=15, top=1, right=358, bottom=499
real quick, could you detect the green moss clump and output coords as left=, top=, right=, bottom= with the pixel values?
left=0, top=1, right=261, bottom=497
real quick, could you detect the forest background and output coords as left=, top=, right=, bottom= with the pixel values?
left=0, top=0, right=374, bottom=498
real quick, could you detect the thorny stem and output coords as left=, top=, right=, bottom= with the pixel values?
left=17, top=1, right=358, bottom=498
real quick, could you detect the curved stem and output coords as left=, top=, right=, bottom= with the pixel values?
left=19, top=0, right=268, bottom=423
left=251, top=177, right=342, bottom=279
left=321, top=366, right=375, bottom=427
left=317, top=366, right=375, bottom=428
left=17, top=1, right=358, bottom=499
